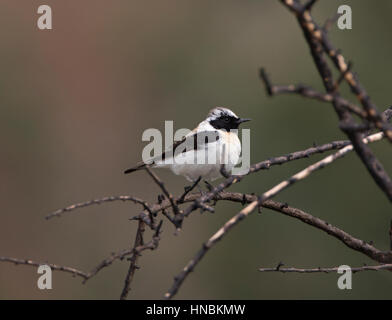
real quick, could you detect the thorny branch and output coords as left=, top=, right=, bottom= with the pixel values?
left=2, top=0, right=392, bottom=300
left=259, top=264, right=392, bottom=273
left=259, top=68, right=367, bottom=119
left=164, top=131, right=390, bottom=299
left=120, top=220, right=146, bottom=300
left=0, top=256, right=89, bottom=280
left=279, top=0, right=392, bottom=201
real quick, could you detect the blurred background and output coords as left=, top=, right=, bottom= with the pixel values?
left=0, top=0, right=391, bottom=299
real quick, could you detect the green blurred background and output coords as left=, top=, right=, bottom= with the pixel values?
left=0, top=0, right=391, bottom=299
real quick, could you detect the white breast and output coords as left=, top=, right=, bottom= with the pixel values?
left=169, top=130, right=242, bottom=181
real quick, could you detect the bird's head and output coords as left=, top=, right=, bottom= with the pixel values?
left=207, top=107, right=251, bottom=131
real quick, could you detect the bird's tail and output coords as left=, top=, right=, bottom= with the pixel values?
left=124, top=162, right=149, bottom=174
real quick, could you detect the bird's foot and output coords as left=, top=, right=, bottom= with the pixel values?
left=196, top=185, right=208, bottom=197
left=178, top=176, right=202, bottom=203
left=204, top=180, right=214, bottom=192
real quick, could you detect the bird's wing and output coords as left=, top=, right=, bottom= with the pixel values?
left=124, top=130, right=220, bottom=174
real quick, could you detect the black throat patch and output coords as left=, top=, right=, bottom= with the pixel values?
left=209, top=115, right=239, bottom=131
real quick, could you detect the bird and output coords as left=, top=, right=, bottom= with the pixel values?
left=124, top=107, right=250, bottom=182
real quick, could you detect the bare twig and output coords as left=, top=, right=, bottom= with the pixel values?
left=279, top=0, right=392, bottom=201
left=46, top=195, right=153, bottom=220
left=259, top=264, right=392, bottom=273
left=145, top=167, right=181, bottom=219
left=120, top=220, right=146, bottom=300
left=0, top=256, right=88, bottom=280
left=259, top=68, right=366, bottom=118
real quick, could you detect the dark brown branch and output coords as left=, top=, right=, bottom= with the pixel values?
left=279, top=0, right=392, bottom=201
left=0, top=256, right=88, bottom=280
left=46, top=195, right=152, bottom=220
left=259, top=264, right=392, bottom=273
left=120, top=220, right=145, bottom=300
left=144, top=167, right=181, bottom=220
left=260, top=68, right=366, bottom=118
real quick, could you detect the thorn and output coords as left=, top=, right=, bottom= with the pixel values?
left=280, top=202, right=289, bottom=209
left=241, top=194, right=247, bottom=206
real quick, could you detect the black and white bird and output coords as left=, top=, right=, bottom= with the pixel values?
left=124, top=107, right=250, bottom=181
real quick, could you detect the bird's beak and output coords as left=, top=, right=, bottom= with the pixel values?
left=237, top=118, right=251, bottom=124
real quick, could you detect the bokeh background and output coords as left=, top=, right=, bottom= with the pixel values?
left=0, top=0, right=391, bottom=299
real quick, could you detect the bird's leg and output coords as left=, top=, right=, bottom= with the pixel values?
left=195, top=181, right=216, bottom=214
left=194, top=180, right=213, bottom=199
left=178, top=176, right=202, bottom=203
left=196, top=184, right=207, bottom=197
left=204, top=180, right=214, bottom=192
left=204, top=180, right=219, bottom=206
